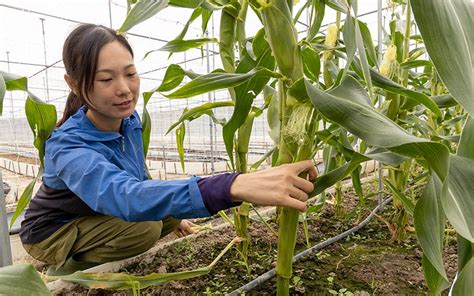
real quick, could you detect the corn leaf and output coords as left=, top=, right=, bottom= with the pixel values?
left=176, top=123, right=186, bottom=172
left=0, top=73, right=5, bottom=115
left=169, top=0, right=203, bottom=8
left=383, top=179, right=415, bottom=215
left=144, top=38, right=217, bottom=56
left=1, top=71, right=28, bottom=91
left=442, top=117, right=474, bottom=242
left=305, top=0, right=325, bottom=42
left=222, top=47, right=275, bottom=168
left=301, top=46, right=321, bottom=82
left=411, top=0, right=474, bottom=117
left=118, top=0, right=169, bottom=34
left=414, top=176, right=448, bottom=284
left=165, top=67, right=279, bottom=99
left=452, top=257, right=474, bottom=295
left=219, top=2, right=239, bottom=73
left=49, top=237, right=241, bottom=290
left=357, top=20, right=377, bottom=67
left=353, top=67, right=442, bottom=117
left=166, top=101, right=233, bottom=134
left=0, top=264, right=51, bottom=296
left=399, top=59, right=432, bottom=69
left=305, top=77, right=449, bottom=181
left=141, top=91, right=153, bottom=157
left=432, top=95, right=458, bottom=109
left=9, top=177, right=37, bottom=230
left=25, top=93, right=57, bottom=166
left=457, top=235, right=473, bottom=271
left=421, top=254, right=449, bottom=295
left=326, top=0, right=349, bottom=13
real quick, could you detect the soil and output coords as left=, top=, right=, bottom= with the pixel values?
left=53, top=181, right=458, bottom=296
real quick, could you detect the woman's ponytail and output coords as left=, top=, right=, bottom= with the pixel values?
left=56, top=92, right=82, bottom=127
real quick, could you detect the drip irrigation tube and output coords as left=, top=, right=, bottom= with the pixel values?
left=228, top=197, right=393, bottom=295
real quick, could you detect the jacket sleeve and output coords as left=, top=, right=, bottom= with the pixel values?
left=47, top=133, right=211, bottom=222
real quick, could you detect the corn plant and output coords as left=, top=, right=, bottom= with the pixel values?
left=114, top=0, right=473, bottom=294
left=1, top=0, right=473, bottom=294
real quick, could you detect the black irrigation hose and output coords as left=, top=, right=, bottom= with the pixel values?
left=228, top=197, right=393, bottom=295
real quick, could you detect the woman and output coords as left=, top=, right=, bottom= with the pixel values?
left=20, top=23, right=317, bottom=275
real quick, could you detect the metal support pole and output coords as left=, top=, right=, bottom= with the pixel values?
left=108, top=0, right=113, bottom=28
left=0, top=171, right=13, bottom=267
left=205, top=31, right=215, bottom=175
left=377, top=0, right=384, bottom=210
left=40, top=18, right=50, bottom=101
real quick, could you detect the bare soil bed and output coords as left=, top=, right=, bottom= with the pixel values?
left=54, top=182, right=457, bottom=295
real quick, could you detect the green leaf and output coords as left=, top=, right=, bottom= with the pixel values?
left=0, top=264, right=51, bottom=296
left=443, top=156, right=474, bottom=242
left=219, top=2, right=239, bottom=73
left=305, top=77, right=449, bottom=181
left=49, top=237, right=241, bottom=290
left=10, top=178, right=37, bottom=231
left=326, top=0, right=349, bottom=12
left=305, top=0, right=325, bottom=42
left=421, top=255, right=449, bottom=295
left=117, top=0, right=169, bottom=34
left=0, top=73, right=5, bottom=115
left=301, top=46, right=321, bottom=82
left=432, top=94, right=458, bottom=108
left=452, top=258, right=474, bottom=296
left=358, top=68, right=442, bottom=117
left=165, top=67, right=279, bottom=99
left=411, top=0, right=474, bottom=117
left=357, top=20, right=377, bottom=67
left=399, top=59, right=432, bottom=69
left=166, top=101, right=233, bottom=134
left=414, top=176, right=448, bottom=282
left=145, top=38, right=217, bottom=56
left=141, top=91, right=152, bottom=158
left=1, top=71, right=28, bottom=91
left=169, top=0, right=203, bottom=8
left=176, top=123, right=186, bottom=173
left=383, top=179, right=415, bottom=215
left=25, top=94, right=57, bottom=166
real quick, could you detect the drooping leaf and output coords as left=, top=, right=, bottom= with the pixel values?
left=452, top=258, right=474, bottom=296
left=305, top=77, right=449, bottom=181
left=421, top=255, right=449, bottom=295
left=146, top=38, right=217, bottom=56
left=176, top=123, right=186, bottom=173
left=219, top=1, right=240, bottom=73
left=169, top=0, right=203, bottom=8
left=383, top=179, right=415, bottom=215
left=0, top=264, right=51, bottom=296
left=166, top=101, right=233, bottom=134
left=0, top=73, right=5, bottom=115
left=165, top=67, right=280, bottom=99
left=306, top=0, right=325, bottom=42
left=1, top=71, right=28, bottom=91
left=49, top=237, right=241, bottom=290
left=414, top=176, right=448, bottom=283
left=24, top=94, right=57, bottom=166
left=10, top=178, right=37, bottom=230
left=118, top=0, right=169, bottom=34
left=411, top=0, right=474, bottom=117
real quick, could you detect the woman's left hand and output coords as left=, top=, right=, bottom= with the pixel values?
left=175, top=219, right=197, bottom=237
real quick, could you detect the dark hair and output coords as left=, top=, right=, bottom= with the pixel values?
left=57, top=23, right=134, bottom=127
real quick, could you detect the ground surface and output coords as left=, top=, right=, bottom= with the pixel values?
left=53, top=181, right=458, bottom=296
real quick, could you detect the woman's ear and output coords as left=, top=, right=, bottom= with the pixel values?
left=64, top=74, right=78, bottom=95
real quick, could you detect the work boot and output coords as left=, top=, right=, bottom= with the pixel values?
left=46, top=256, right=99, bottom=276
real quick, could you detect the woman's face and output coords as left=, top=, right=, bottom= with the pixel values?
left=86, top=40, right=140, bottom=131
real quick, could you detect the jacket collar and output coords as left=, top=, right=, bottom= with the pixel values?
left=58, top=106, right=141, bottom=142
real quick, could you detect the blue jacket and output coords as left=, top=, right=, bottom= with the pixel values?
left=42, top=106, right=210, bottom=222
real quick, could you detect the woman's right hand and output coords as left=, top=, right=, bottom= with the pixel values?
left=229, top=160, right=317, bottom=212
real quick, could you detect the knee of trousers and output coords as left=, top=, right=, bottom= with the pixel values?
left=135, top=221, right=163, bottom=252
